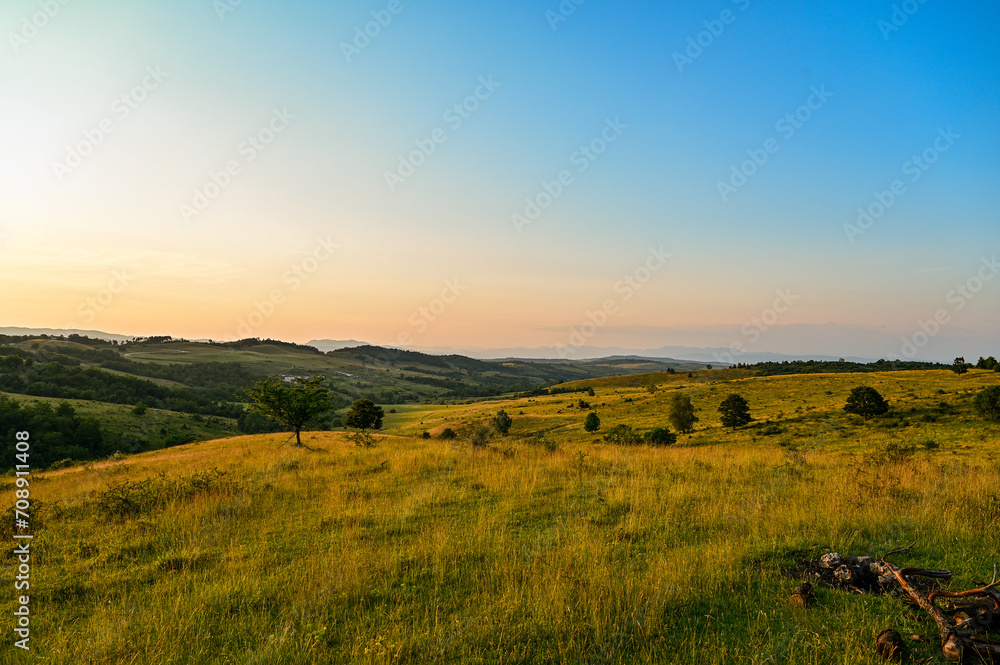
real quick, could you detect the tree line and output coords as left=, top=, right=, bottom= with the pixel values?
left=0, top=396, right=109, bottom=469
left=0, top=359, right=244, bottom=418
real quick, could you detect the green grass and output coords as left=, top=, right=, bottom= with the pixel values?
left=6, top=369, right=999, bottom=663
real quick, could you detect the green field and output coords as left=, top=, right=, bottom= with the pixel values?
left=0, top=392, right=239, bottom=455
left=6, top=369, right=999, bottom=663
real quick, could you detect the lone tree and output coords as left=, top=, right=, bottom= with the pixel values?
left=492, top=409, right=513, bottom=435
left=344, top=398, right=384, bottom=432
left=843, top=385, right=889, bottom=420
left=718, top=393, right=752, bottom=430
left=951, top=357, right=969, bottom=375
left=666, top=392, right=698, bottom=434
left=584, top=412, right=601, bottom=432
left=244, top=375, right=333, bottom=447
left=973, top=385, right=1000, bottom=422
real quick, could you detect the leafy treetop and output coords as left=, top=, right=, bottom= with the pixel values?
left=843, top=385, right=890, bottom=420
left=344, top=398, right=384, bottom=432
left=718, top=394, right=753, bottom=430
left=244, top=375, right=333, bottom=446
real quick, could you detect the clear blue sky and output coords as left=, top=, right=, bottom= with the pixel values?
left=1, top=0, right=997, bottom=360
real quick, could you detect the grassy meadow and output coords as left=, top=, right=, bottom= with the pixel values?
left=6, top=369, right=1000, bottom=663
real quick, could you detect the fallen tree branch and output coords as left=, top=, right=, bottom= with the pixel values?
left=881, top=545, right=1000, bottom=662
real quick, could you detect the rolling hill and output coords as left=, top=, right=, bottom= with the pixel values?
left=8, top=367, right=999, bottom=663
left=0, top=333, right=711, bottom=467
left=0, top=333, right=713, bottom=406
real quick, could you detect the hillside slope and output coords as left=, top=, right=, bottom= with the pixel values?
left=10, top=369, right=999, bottom=663
left=1, top=334, right=711, bottom=405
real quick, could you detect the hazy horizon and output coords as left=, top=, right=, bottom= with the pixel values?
left=2, top=1, right=997, bottom=362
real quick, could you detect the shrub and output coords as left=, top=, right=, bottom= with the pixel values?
left=95, top=469, right=232, bottom=518
left=421, top=431, right=431, bottom=439
left=439, top=428, right=457, bottom=440
left=348, top=432, right=377, bottom=448
left=584, top=412, right=601, bottom=432
left=973, top=385, right=1000, bottom=422
left=492, top=409, right=512, bottom=435
left=131, top=403, right=148, bottom=416
left=603, top=424, right=642, bottom=445
left=164, top=432, right=197, bottom=447
left=644, top=427, right=676, bottom=446
left=469, top=425, right=492, bottom=448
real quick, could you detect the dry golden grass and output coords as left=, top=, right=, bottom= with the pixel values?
left=6, top=369, right=999, bottom=663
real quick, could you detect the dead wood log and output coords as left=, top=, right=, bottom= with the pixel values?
left=790, top=582, right=814, bottom=607
left=882, top=544, right=1000, bottom=662
left=875, top=628, right=905, bottom=660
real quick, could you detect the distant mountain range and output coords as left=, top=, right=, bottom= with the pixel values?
left=1, top=327, right=881, bottom=364
left=307, top=339, right=374, bottom=353
left=411, top=344, right=878, bottom=364
left=0, top=326, right=135, bottom=343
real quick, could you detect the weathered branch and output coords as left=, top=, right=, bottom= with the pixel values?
left=881, top=547, right=1000, bottom=662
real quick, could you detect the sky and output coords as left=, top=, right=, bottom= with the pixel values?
left=1, top=0, right=997, bottom=362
